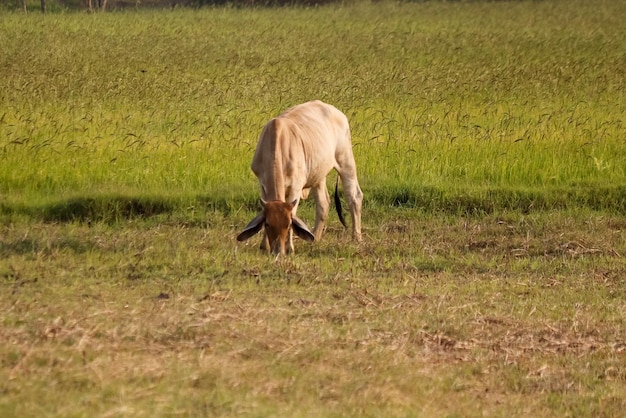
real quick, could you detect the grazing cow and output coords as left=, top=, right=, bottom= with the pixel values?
left=237, top=100, right=363, bottom=255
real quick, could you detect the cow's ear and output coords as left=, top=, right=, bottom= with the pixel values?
left=292, top=216, right=315, bottom=243
left=237, top=212, right=265, bottom=241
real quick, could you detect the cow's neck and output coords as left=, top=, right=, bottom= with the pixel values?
left=265, top=121, right=287, bottom=201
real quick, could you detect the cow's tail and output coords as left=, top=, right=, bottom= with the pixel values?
left=335, top=176, right=347, bottom=229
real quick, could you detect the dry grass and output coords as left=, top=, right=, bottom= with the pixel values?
left=2, top=210, right=625, bottom=416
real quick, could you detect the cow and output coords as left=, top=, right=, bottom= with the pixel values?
left=236, top=100, right=363, bottom=255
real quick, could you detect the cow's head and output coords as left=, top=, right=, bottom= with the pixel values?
left=237, top=199, right=315, bottom=255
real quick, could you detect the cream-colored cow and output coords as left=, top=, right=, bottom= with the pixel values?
left=237, top=100, right=363, bottom=255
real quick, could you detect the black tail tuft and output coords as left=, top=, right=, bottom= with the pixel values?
left=335, top=177, right=347, bottom=229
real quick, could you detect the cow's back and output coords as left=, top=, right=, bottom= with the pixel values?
left=251, top=100, right=352, bottom=201
left=278, top=100, right=350, bottom=152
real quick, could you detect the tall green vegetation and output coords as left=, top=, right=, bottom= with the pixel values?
left=1, top=0, right=625, bottom=220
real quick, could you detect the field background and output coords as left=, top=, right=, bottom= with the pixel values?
left=1, top=0, right=626, bottom=416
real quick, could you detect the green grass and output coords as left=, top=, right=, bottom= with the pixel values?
left=1, top=1, right=626, bottom=416
left=1, top=0, right=625, bottom=218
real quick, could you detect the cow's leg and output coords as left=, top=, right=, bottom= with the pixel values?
left=286, top=229, right=294, bottom=253
left=287, top=199, right=301, bottom=253
left=260, top=230, right=269, bottom=251
left=311, top=180, right=330, bottom=241
left=336, top=166, right=363, bottom=242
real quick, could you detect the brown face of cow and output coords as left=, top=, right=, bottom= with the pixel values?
left=236, top=199, right=315, bottom=255
left=263, top=200, right=294, bottom=255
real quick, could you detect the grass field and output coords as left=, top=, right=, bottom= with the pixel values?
left=1, top=0, right=626, bottom=416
